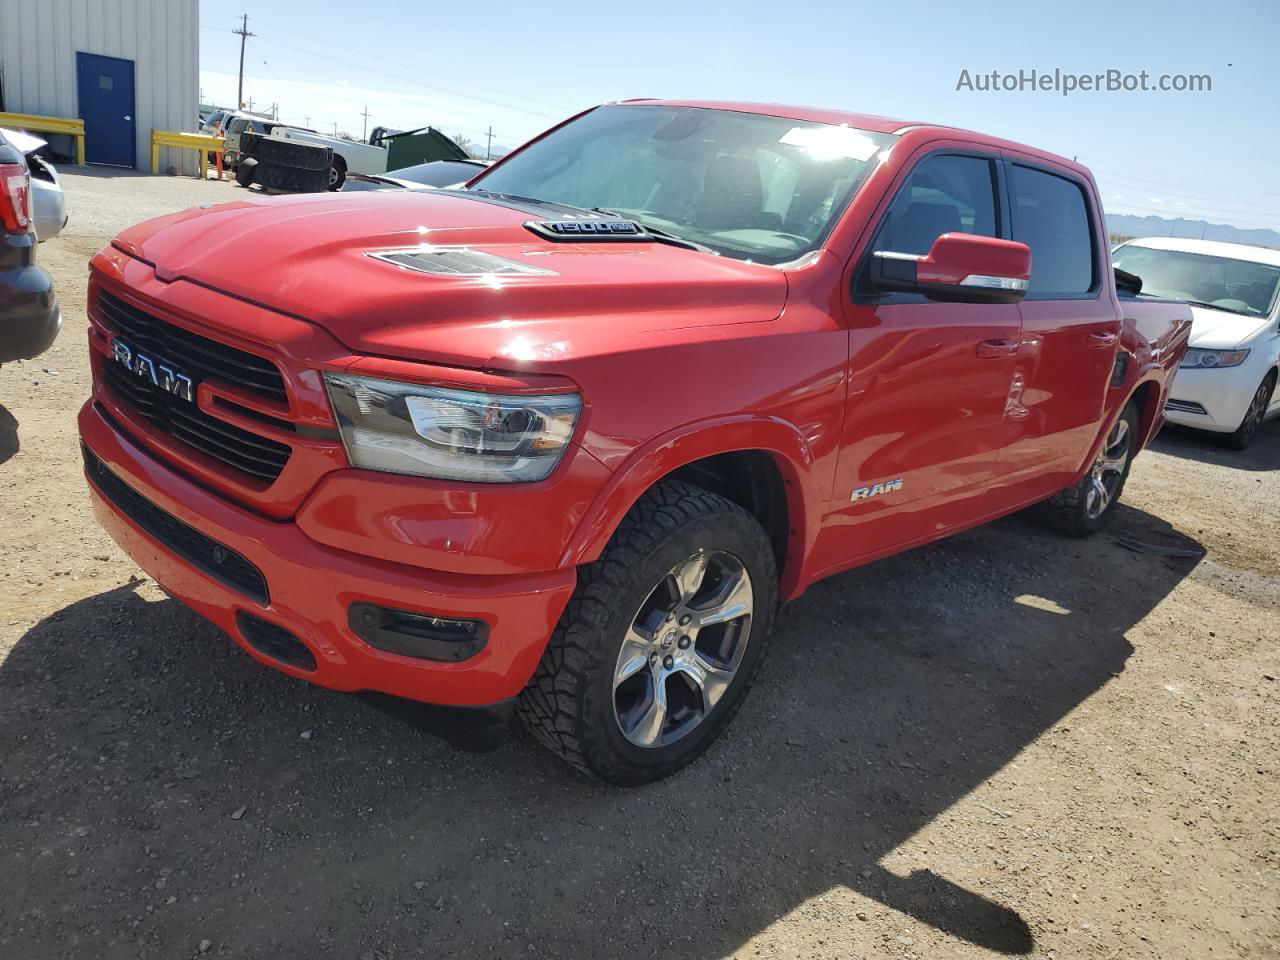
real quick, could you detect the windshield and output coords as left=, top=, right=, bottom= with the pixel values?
left=1113, top=244, right=1280, bottom=318
left=469, top=105, right=895, bottom=265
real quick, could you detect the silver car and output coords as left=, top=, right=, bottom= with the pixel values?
left=0, top=128, right=66, bottom=242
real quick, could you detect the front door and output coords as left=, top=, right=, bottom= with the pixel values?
left=810, top=150, right=1024, bottom=576
left=76, top=52, right=136, bottom=167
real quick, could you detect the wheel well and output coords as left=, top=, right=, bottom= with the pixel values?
left=1129, top=380, right=1160, bottom=444
left=667, top=451, right=789, bottom=575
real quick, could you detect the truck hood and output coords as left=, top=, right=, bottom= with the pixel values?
left=1186, top=304, right=1270, bottom=349
left=112, top=190, right=788, bottom=369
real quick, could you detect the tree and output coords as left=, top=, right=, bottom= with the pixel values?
left=453, top=133, right=477, bottom=158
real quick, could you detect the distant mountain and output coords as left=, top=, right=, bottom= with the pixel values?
left=1105, top=212, right=1280, bottom=249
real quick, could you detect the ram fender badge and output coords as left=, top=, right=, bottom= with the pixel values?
left=851, top=478, right=904, bottom=502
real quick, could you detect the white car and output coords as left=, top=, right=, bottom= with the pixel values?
left=1113, top=237, right=1280, bottom=449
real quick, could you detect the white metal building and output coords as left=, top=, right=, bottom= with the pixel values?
left=0, top=0, right=199, bottom=173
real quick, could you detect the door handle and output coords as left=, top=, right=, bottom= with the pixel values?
left=976, top=339, right=1019, bottom=359
left=1087, top=330, right=1118, bottom=348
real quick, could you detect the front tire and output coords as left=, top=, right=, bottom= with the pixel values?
left=1221, top=372, right=1275, bottom=451
left=1039, top=401, right=1139, bottom=537
left=517, top=480, right=777, bottom=786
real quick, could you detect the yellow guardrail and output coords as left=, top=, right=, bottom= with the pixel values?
left=150, top=130, right=225, bottom=179
left=0, top=112, right=86, bottom=165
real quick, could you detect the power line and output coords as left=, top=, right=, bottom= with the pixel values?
left=260, top=33, right=563, bottom=123
left=215, top=14, right=577, bottom=115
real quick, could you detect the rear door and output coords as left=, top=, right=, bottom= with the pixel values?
left=76, top=52, right=136, bottom=167
left=989, top=158, right=1118, bottom=506
left=811, top=148, right=1024, bottom=573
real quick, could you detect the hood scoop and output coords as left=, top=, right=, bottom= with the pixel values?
left=369, top=247, right=556, bottom=277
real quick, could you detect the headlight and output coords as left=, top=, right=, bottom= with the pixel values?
left=1180, top=348, right=1250, bottom=369
left=324, top=373, right=581, bottom=482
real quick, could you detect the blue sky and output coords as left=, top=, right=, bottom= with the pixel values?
left=199, top=0, right=1279, bottom=231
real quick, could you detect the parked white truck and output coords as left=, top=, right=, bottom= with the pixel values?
left=267, top=125, right=470, bottom=189
left=269, top=127, right=387, bottom=188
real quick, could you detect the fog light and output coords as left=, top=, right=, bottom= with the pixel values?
left=348, top=603, right=488, bottom=662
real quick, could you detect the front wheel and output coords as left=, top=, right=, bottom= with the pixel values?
left=1221, top=372, right=1275, bottom=451
left=517, top=480, right=777, bottom=785
left=1038, top=401, right=1139, bottom=537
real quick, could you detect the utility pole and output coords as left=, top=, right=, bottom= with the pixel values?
left=360, top=107, right=371, bottom=141
left=303, top=116, right=310, bottom=128
left=485, top=126, right=494, bottom=160
left=233, top=14, right=256, bottom=109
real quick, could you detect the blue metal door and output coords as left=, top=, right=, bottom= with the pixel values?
left=76, top=52, right=136, bottom=167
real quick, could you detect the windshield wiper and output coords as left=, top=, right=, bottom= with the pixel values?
left=1182, top=299, right=1254, bottom=316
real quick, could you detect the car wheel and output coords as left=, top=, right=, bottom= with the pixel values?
left=1221, top=372, right=1275, bottom=451
left=327, top=157, right=347, bottom=190
left=1039, top=400, right=1139, bottom=537
left=234, top=158, right=257, bottom=188
left=517, top=479, right=777, bottom=786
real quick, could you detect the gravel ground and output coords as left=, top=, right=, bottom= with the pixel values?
left=1, top=168, right=1277, bottom=960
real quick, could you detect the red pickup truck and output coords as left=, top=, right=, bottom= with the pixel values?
left=79, top=101, right=1191, bottom=784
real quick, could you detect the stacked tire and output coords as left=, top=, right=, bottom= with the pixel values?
left=237, top=133, right=333, bottom=194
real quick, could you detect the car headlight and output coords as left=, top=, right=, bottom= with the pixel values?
left=324, top=373, right=581, bottom=482
left=1180, top=348, right=1250, bottom=369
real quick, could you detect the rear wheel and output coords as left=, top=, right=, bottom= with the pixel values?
left=1038, top=401, right=1139, bottom=537
left=517, top=480, right=777, bottom=785
left=327, top=156, right=347, bottom=190
left=234, top=157, right=257, bottom=188
left=1221, top=372, right=1275, bottom=451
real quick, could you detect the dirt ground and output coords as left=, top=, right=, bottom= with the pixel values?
left=1, top=168, right=1276, bottom=960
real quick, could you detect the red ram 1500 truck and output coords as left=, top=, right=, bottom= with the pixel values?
left=79, top=101, right=1192, bottom=784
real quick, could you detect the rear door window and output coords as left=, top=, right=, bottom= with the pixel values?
left=1009, top=165, right=1096, bottom=297
left=873, top=154, right=999, bottom=256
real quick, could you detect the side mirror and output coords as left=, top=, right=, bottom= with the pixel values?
left=870, top=233, right=1032, bottom=304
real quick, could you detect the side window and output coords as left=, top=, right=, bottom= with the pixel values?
left=1009, top=165, right=1096, bottom=296
left=874, top=154, right=998, bottom=256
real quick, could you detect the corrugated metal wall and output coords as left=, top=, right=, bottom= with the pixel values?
left=0, top=0, right=199, bottom=173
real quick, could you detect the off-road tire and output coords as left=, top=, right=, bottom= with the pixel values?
left=517, top=479, right=778, bottom=786
left=1038, top=400, right=1140, bottom=537
left=1221, top=371, right=1276, bottom=451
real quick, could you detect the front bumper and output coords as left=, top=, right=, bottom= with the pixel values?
left=79, top=400, right=577, bottom=708
left=1164, top=365, right=1260, bottom=433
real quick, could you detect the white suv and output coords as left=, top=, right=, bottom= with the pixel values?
left=1113, top=237, right=1280, bottom=449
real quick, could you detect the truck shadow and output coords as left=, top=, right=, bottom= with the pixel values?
left=1150, top=420, right=1280, bottom=471
left=0, top=504, right=1198, bottom=959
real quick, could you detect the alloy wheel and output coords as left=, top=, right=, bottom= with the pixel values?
left=1239, top=380, right=1270, bottom=444
left=613, top=550, right=753, bottom=748
left=1085, top=417, right=1131, bottom=520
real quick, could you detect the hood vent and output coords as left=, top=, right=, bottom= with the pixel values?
left=368, top=247, right=555, bottom=277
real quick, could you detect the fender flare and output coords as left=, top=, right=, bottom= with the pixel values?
left=560, top=415, right=823, bottom=598
left=1077, top=373, right=1166, bottom=478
